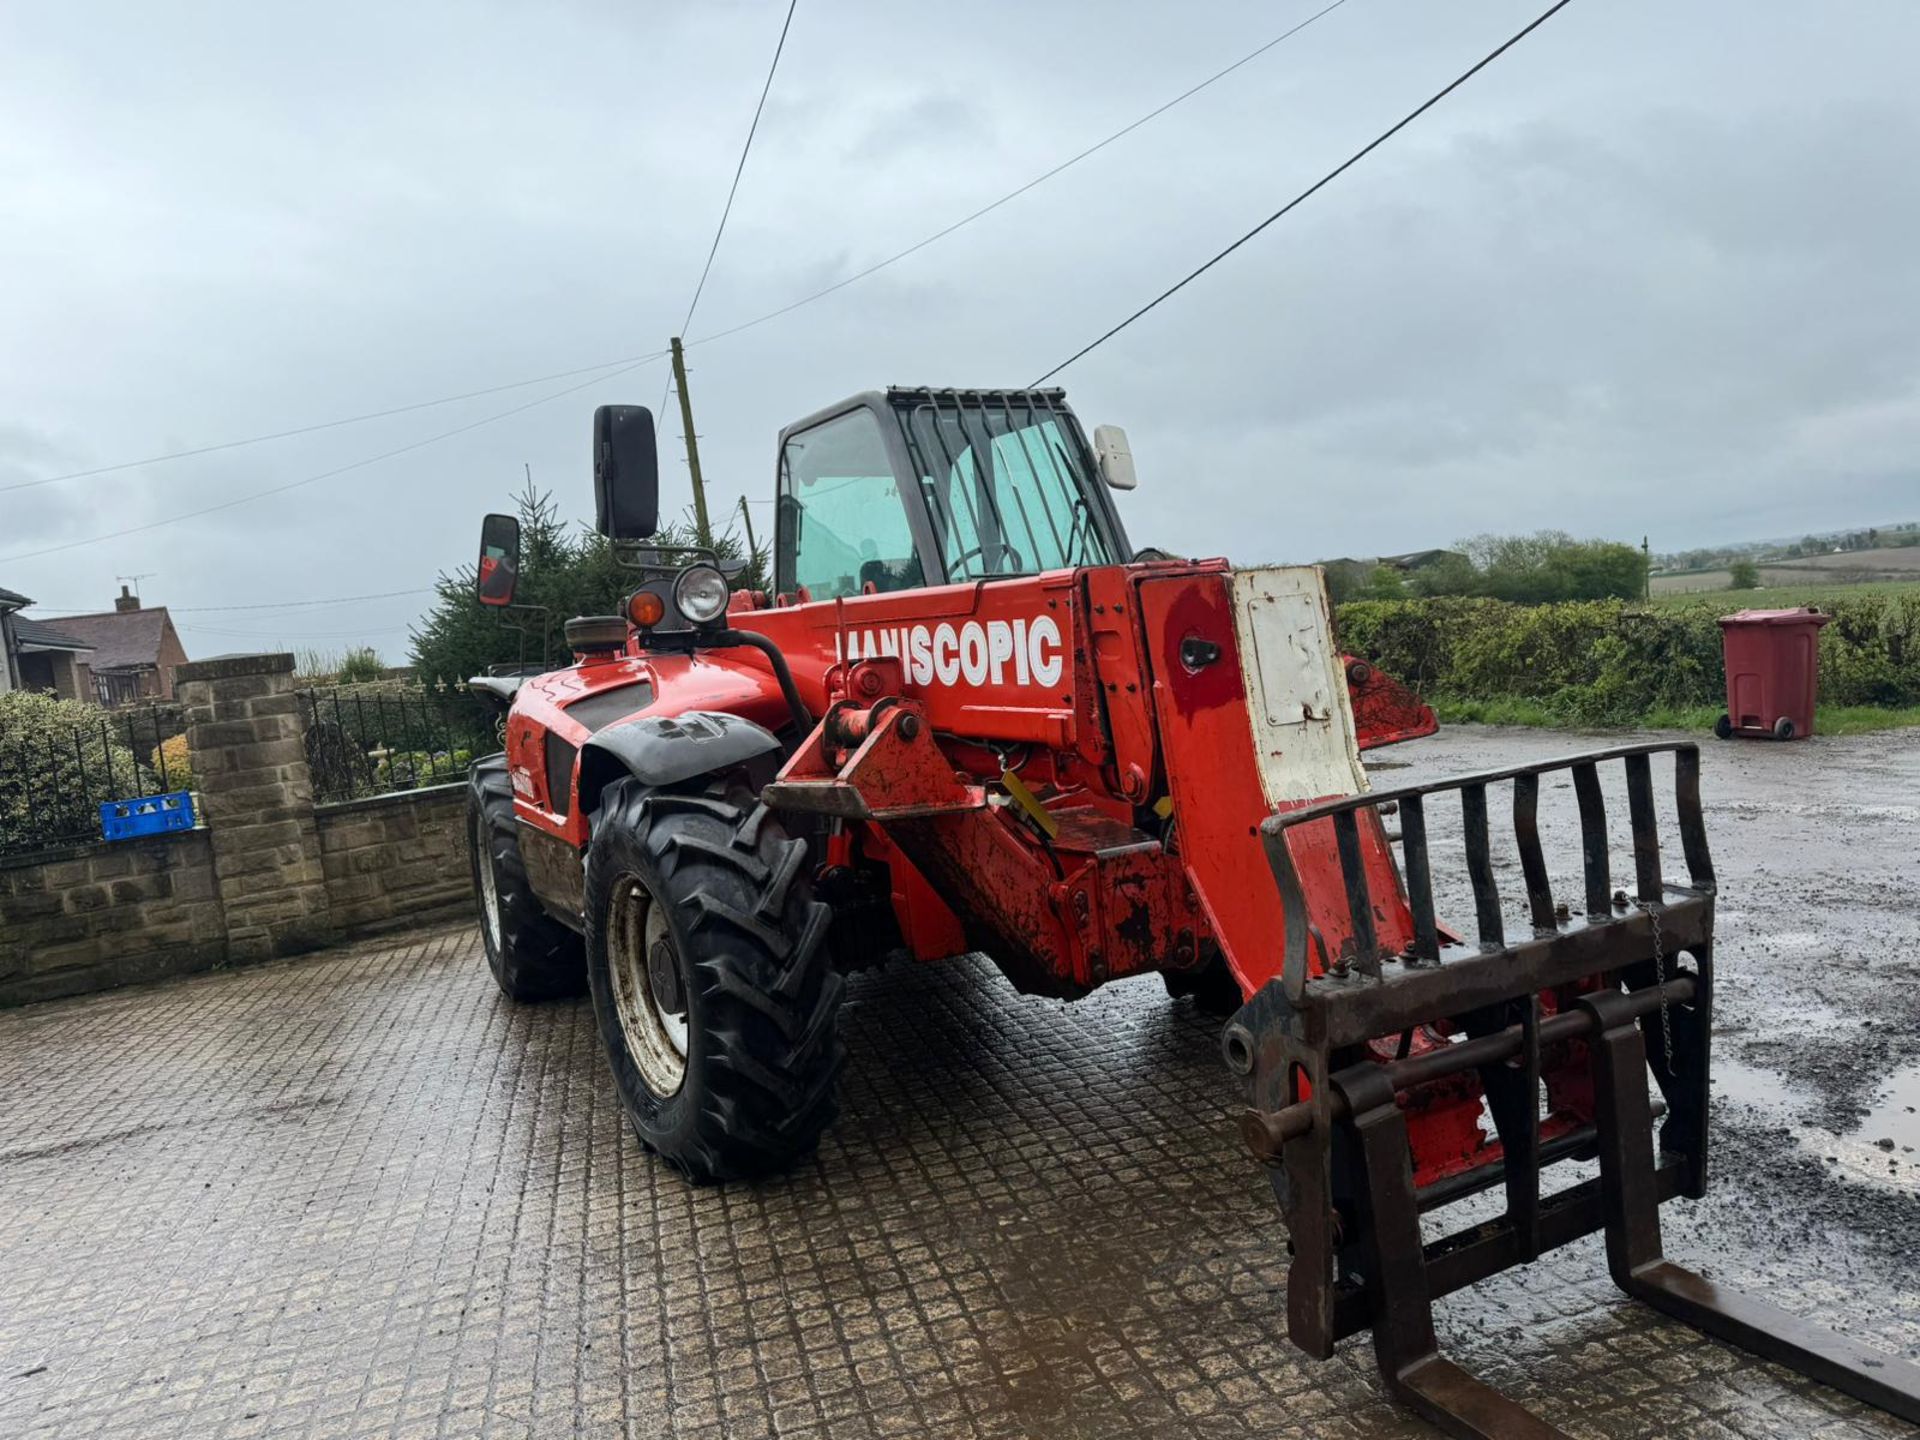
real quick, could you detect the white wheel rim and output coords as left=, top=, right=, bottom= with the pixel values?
left=608, top=876, right=688, bottom=1096
left=475, top=813, right=502, bottom=950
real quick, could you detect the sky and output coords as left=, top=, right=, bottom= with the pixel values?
left=3, top=0, right=1917, bottom=660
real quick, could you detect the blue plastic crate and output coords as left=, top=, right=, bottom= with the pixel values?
left=99, top=791, right=196, bottom=842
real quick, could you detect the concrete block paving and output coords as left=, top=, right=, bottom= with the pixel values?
left=0, top=922, right=1911, bottom=1438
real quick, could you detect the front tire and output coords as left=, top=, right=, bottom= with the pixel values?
left=469, top=754, right=586, bottom=1001
left=585, top=774, right=844, bottom=1183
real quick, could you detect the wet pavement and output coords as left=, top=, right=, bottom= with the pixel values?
left=1, top=724, right=1916, bottom=1439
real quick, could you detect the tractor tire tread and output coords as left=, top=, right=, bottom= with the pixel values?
left=469, top=754, right=585, bottom=1002
left=586, top=773, right=843, bottom=1183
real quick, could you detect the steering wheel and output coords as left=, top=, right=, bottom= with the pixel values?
left=948, top=541, right=1026, bottom=576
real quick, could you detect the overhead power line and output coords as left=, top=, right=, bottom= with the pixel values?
left=1030, top=0, right=1576, bottom=385
left=9, top=2, right=1339, bottom=502
left=175, top=620, right=418, bottom=640
left=1, top=351, right=664, bottom=495
left=25, top=587, right=434, bottom=614
left=0, top=353, right=664, bottom=564
left=676, top=0, right=800, bottom=344
left=687, top=0, right=1351, bottom=351
left=661, top=0, right=802, bottom=428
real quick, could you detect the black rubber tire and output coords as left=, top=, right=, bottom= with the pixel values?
left=1773, top=716, right=1796, bottom=740
left=468, top=754, right=587, bottom=1001
left=1713, top=714, right=1733, bottom=740
left=585, top=773, right=844, bottom=1183
left=1162, top=955, right=1245, bottom=1016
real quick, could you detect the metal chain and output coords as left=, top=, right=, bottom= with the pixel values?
left=1638, top=900, right=1674, bottom=1076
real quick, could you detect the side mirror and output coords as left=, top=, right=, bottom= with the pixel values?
left=1092, top=425, right=1137, bottom=491
left=593, top=405, right=660, bottom=540
left=476, top=513, right=521, bottom=607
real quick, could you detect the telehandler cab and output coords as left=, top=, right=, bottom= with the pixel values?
left=465, top=389, right=1920, bottom=1436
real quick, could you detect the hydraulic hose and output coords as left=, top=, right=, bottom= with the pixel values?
left=708, top=628, right=813, bottom=740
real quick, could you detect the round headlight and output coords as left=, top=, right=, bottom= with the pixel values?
left=673, top=564, right=731, bottom=625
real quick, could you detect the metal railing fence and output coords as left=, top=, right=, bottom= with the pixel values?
left=297, top=684, right=496, bottom=805
left=0, top=704, right=187, bottom=857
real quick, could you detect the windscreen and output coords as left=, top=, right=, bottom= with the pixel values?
left=895, top=396, right=1116, bottom=581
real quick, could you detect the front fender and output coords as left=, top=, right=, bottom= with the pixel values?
left=576, top=711, right=782, bottom=816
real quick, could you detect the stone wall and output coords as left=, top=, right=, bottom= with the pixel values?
left=0, top=830, right=226, bottom=1006
left=1, top=652, right=478, bottom=1007
left=317, top=785, right=470, bottom=937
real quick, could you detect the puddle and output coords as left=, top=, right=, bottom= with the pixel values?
left=1712, top=1051, right=1920, bottom=1193
left=1711, top=1051, right=1781, bottom=1110
left=1856, top=1060, right=1920, bottom=1155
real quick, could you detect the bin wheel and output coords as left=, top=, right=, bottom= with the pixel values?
left=1773, top=716, right=1796, bottom=740
left=1713, top=714, right=1733, bottom=740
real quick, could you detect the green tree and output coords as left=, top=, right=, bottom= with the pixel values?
left=1452, top=531, right=1646, bottom=603
left=1727, top=558, right=1760, bottom=590
left=1540, top=539, right=1648, bottom=601
left=1363, top=565, right=1408, bottom=599
left=1321, top=560, right=1372, bottom=605
left=408, top=479, right=765, bottom=691
left=1408, top=551, right=1480, bottom=598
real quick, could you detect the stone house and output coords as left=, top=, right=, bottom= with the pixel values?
left=41, top=586, right=190, bottom=705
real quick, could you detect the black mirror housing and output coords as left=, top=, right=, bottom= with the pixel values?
left=594, top=405, right=659, bottom=540
left=476, top=513, right=521, bottom=607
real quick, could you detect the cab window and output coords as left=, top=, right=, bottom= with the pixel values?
left=777, top=409, right=922, bottom=599
left=900, top=402, right=1115, bottom=581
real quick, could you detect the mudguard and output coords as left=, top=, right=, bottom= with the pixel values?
left=576, top=711, right=783, bottom=814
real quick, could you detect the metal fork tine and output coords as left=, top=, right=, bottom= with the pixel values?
left=1624, top=753, right=1662, bottom=902
left=1571, top=762, right=1610, bottom=917
left=1673, top=746, right=1715, bottom=889
left=1331, top=810, right=1378, bottom=976
left=1461, top=783, right=1503, bottom=948
left=1512, top=773, right=1556, bottom=931
left=1399, top=795, right=1440, bottom=962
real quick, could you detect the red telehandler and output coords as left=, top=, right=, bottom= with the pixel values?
left=464, top=389, right=1919, bottom=1437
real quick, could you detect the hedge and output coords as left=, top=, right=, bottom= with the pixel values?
left=1334, top=592, right=1920, bottom=724
left=0, top=690, right=152, bottom=855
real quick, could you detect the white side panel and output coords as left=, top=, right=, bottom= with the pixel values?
left=1230, top=566, right=1368, bottom=807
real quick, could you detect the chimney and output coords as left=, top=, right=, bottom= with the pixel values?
left=115, top=585, right=141, bottom=613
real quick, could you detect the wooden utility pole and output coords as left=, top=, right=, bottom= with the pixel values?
left=669, top=337, right=712, bottom=546
left=737, top=495, right=759, bottom=560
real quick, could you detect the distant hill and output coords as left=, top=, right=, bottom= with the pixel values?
left=1654, top=520, right=1918, bottom=578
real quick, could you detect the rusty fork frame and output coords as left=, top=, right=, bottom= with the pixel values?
left=1224, top=742, right=1920, bottom=1439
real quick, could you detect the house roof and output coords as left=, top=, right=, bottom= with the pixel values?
left=1379, top=549, right=1463, bottom=570
left=11, top=617, right=94, bottom=652
left=38, top=607, right=176, bottom=672
left=0, top=585, right=32, bottom=611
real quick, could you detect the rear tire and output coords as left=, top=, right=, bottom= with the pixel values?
left=469, top=754, right=586, bottom=1001
left=585, top=773, right=844, bottom=1183
left=1773, top=716, right=1796, bottom=740
left=1713, top=714, right=1733, bottom=740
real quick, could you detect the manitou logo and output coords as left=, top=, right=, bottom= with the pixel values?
left=835, top=615, right=1065, bottom=690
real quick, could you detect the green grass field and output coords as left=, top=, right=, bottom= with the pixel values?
left=1640, top=578, right=1920, bottom=612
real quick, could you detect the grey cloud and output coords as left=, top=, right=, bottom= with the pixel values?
left=2, top=0, right=1918, bottom=646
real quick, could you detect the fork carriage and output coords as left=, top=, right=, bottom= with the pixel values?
left=1229, top=741, right=1920, bottom=1439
